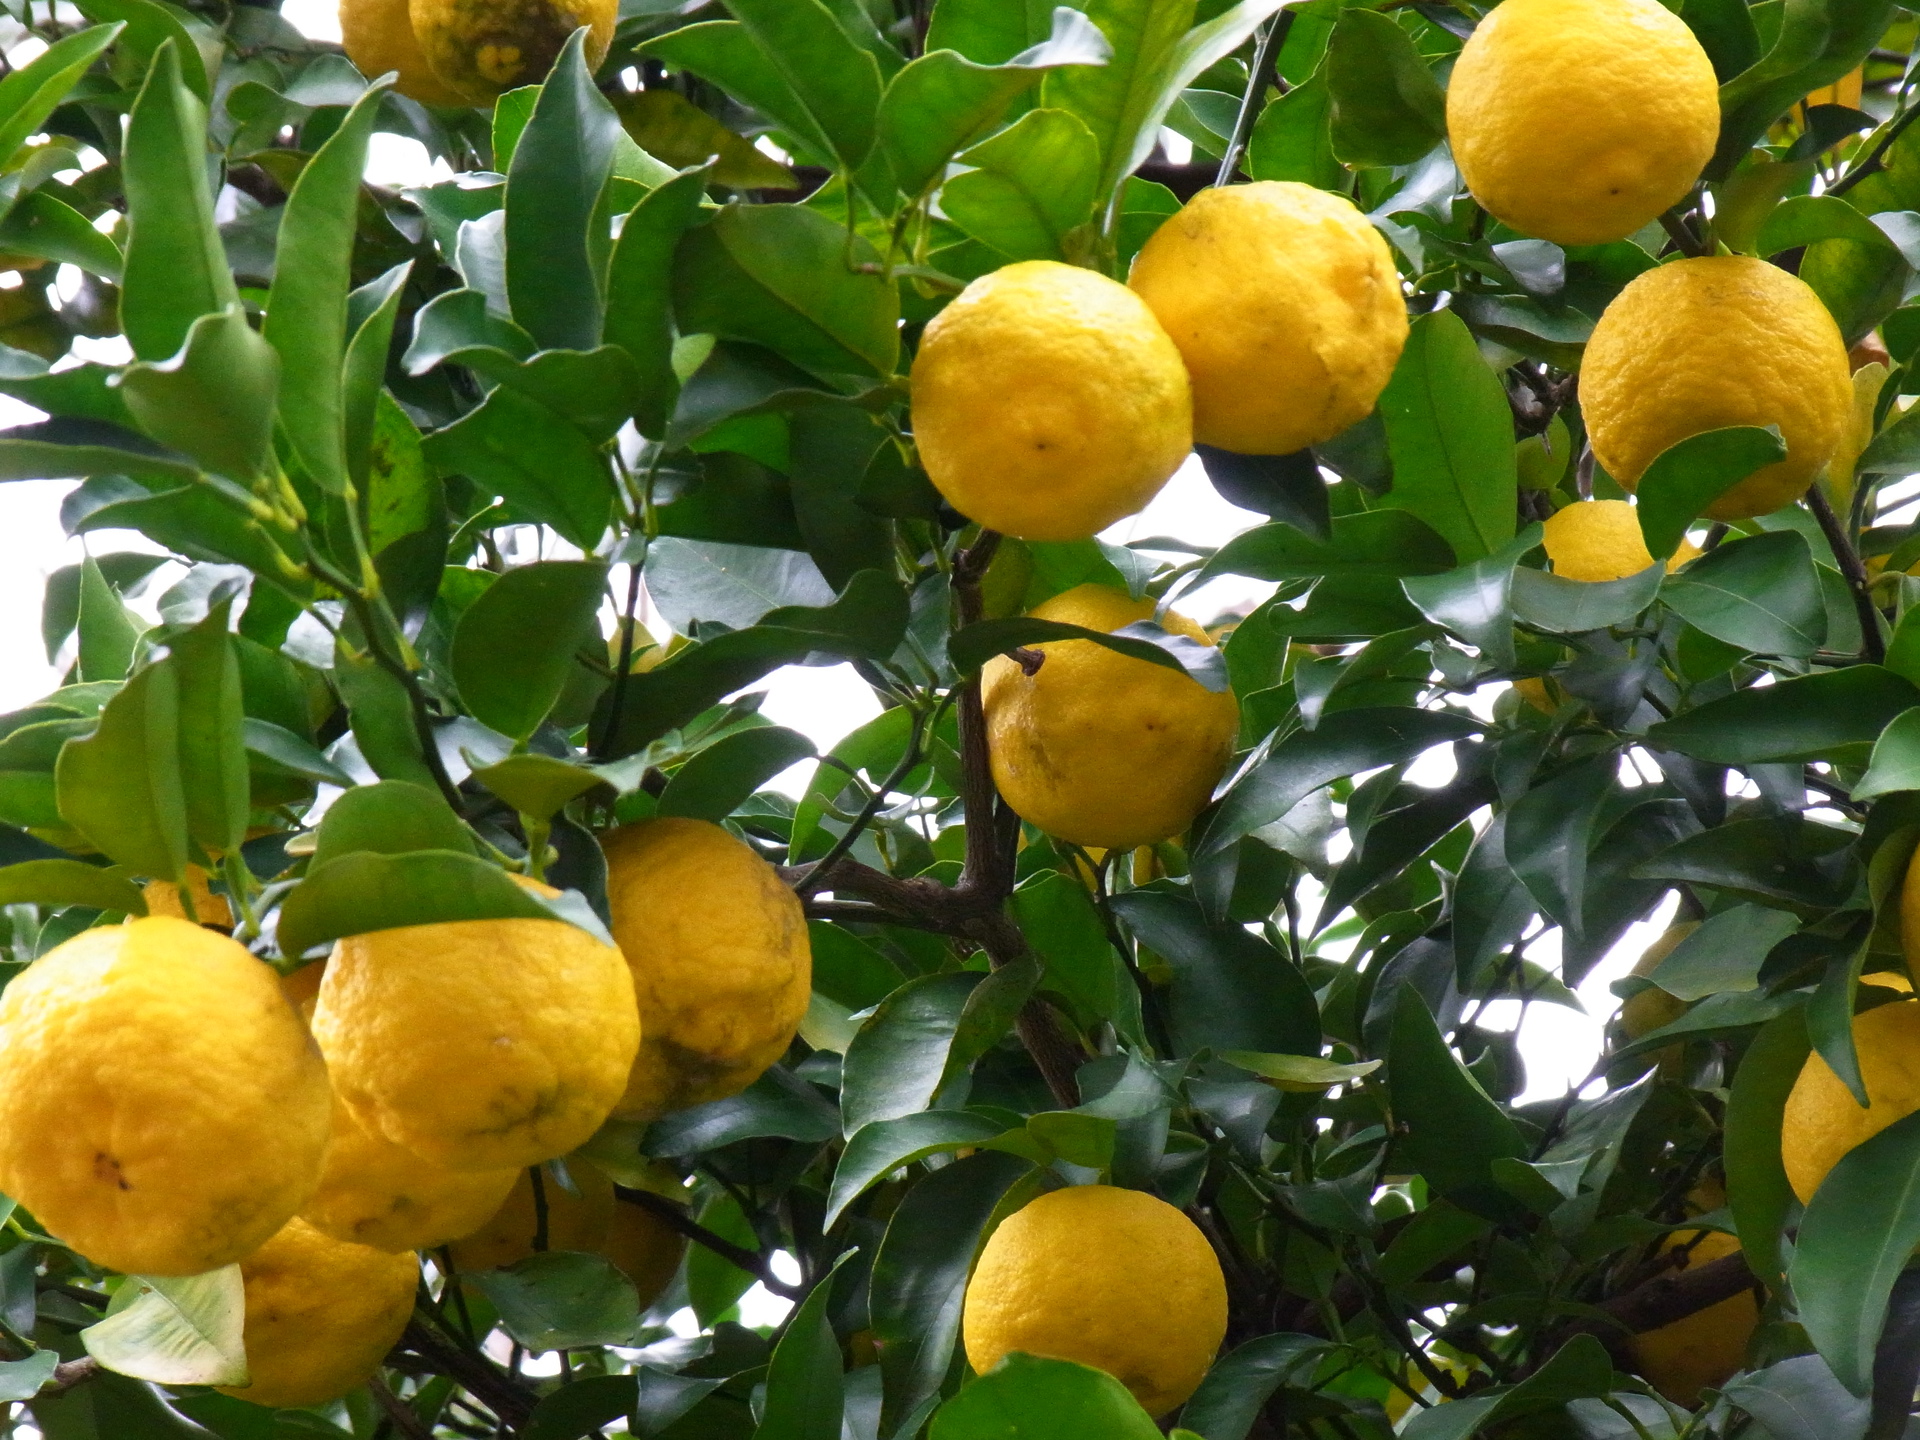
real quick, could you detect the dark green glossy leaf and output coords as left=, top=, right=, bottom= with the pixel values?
left=420, top=385, right=614, bottom=550
left=474, top=1252, right=639, bottom=1351
left=940, top=106, right=1101, bottom=262
left=0, top=23, right=123, bottom=163
left=275, top=849, right=563, bottom=959
left=1378, top=310, right=1518, bottom=563
left=724, top=0, right=885, bottom=171
left=1647, top=665, right=1919, bottom=764
left=450, top=560, right=609, bottom=741
left=168, top=605, right=247, bottom=858
left=825, top=1111, right=1006, bottom=1228
left=118, top=308, right=279, bottom=484
left=120, top=43, right=237, bottom=362
left=840, top=972, right=981, bottom=1135
left=1792, top=1106, right=1920, bottom=1394
left=523, top=1374, right=639, bottom=1440
left=657, top=726, right=815, bottom=821
left=757, top=1251, right=857, bottom=1440
left=1197, top=509, right=1453, bottom=585
left=1648, top=903, right=1801, bottom=1000
left=1400, top=527, right=1538, bottom=668
left=1632, top=815, right=1856, bottom=911
left=1503, top=756, right=1614, bottom=933
left=263, top=83, right=387, bottom=496
left=505, top=33, right=621, bottom=353
left=1855, top=705, right=1920, bottom=799
left=1388, top=987, right=1527, bottom=1222
left=309, top=779, right=472, bottom=870
left=605, top=167, right=711, bottom=440
left=1726, top=1005, right=1810, bottom=1288
left=1179, top=1333, right=1332, bottom=1440
left=1510, top=562, right=1663, bottom=634
left=1712, top=0, right=1897, bottom=175
left=1246, top=72, right=1340, bottom=188
left=639, top=23, right=836, bottom=166
left=1325, top=8, right=1444, bottom=166
left=948, top=615, right=1225, bottom=690
left=641, top=1067, right=840, bottom=1156
left=1634, top=425, right=1787, bottom=559
left=243, top=717, right=352, bottom=789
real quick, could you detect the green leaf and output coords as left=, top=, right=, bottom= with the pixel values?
left=275, top=849, right=568, bottom=959
left=1388, top=987, right=1528, bottom=1222
left=1179, top=1334, right=1332, bottom=1440
left=1631, top=816, right=1855, bottom=916
left=1791, top=1106, right=1920, bottom=1394
left=81, top=1267, right=247, bottom=1386
left=473, top=1252, right=639, bottom=1352
left=1377, top=310, right=1517, bottom=564
left=1218, top=1051, right=1381, bottom=1089
left=1325, top=8, right=1445, bottom=166
left=1398, top=1336, right=1615, bottom=1438
left=1197, top=510, right=1453, bottom=586
left=870, top=1151, right=1039, bottom=1436
left=469, top=755, right=604, bottom=823
left=263, top=83, right=387, bottom=497
left=1648, top=904, right=1801, bottom=1001
left=826, top=1111, right=1005, bottom=1229
left=506, top=33, right=621, bottom=353
left=117, top=308, right=279, bottom=483
left=243, top=717, right=352, bottom=788
left=1726, top=1004, right=1810, bottom=1289
left=119, top=42, right=237, bottom=363
left=881, top=11, right=1110, bottom=198
left=168, top=605, right=248, bottom=857
left=642, top=1068, right=841, bottom=1157
left=1400, top=528, right=1538, bottom=669
left=598, top=571, right=910, bottom=757
left=948, top=616, right=1225, bottom=690
left=1045, top=0, right=1285, bottom=198
left=1510, top=562, right=1664, bottom=635
left=1856, top=706, right=1920, bottom=799
left=656, top=726, right=816, bottom=821
left=420, top=385, right=614, bottom=550
left=1010, top=872, right=1121, bottom=1031
left=1648, top=665, right=1919, bottom=765
left=1635, top=426, right=1788, bottom=560
left=0, top=23, right=124, bottom=165
left=1714, top=0, right=1901, bottom=175
left=0, top=192, right=123, bottom=282
left=0, top=418, right=197, bottom=484
left=74, top=555, right=142, bottom=684
left=674, top=204, right=900, bottom=378
left=1662, top=529, right=1827, bottom=658
left=840, top=972, right=981, bottom=1135
left=332, top=647, right=436, bottom=790
left=1246, top=70, right=1340, bottom=188
left=0, top=859, right=145, bottom=915
left=76, top=0, right=210, bottom=101
left=758, top=1251, right=857, bottom=1440
left=54, top=662, right=187, bottom=883
left=639, top=22, right=837, bottom=167
left=310, top=783, right=471, bottom=869
left=343, top=266, right=413, bottom=494
left=929, top=1353, right=1161, bottom=1440
left=450, top=560, right=609, bottom=741
left=940, top=107, right=1101, bottom=262
left=523, top=1375, right=639, bottom=1440
left=723, top=0, right=886, bottom=171
left=0, top=1351, right=55, bottom=1404
left=605, top=167, right=711, bottom=440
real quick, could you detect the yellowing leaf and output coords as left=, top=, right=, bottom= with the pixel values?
left=615, top=90, right=794, bottom=190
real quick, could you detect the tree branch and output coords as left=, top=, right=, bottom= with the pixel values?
left=1806, top=481, right=1886, bottom=662
left=1215, top=9, right=1292, bottom=186
left=368, top=1375, right=435, bottom=1440
left=613, top=1187, right=802, bottom=1298
left=395, top=1318, right=535, bottom=1429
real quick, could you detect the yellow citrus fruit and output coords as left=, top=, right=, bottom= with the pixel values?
left=1806, top=67, right=1865, bottom=111
left=1446, top=0, right=1718, bottom=246
left=910, top=261, right=1191, bottom=541
left=407, top=0, right=614, bottom=103
left=304, top=1093, right=520, bottom=1254
left=982, top=584, right=1239, bottom=850
left=1782, top=999, right=1920, bottom=1203
left=339, top=0, right=470, bottom=105
left=0, top=917, right=329, bottom=1275
left=962, top=1184, right=1227, bottom=1417
left=447, top=1163, right=614, bottom=1271
left=1512, top=676, right=1559, bottom=714
left=1127, top=182, right=1408, bottom=455
left=601, top=817, right=810, bottom=1122
left=1620, top=920, right=1696, bottom=1043
left=1630, top=1230, right=1758, bottom=1406
left=216, top=1218, right=418, bottom=1410
left=601, top=1197, right=687, bottom=1310
left=311, top=904, right=639, bottom=1172
left=1542, top=500, right=1656, bottom=582
left=142, top=866, right=232, bottom=929
left=1582, top=257, right=1853, bottom=520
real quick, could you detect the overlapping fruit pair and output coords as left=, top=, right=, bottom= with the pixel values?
left=0, top=817, right=809, bottom=1407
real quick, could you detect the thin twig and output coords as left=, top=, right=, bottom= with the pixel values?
left=1806, top=481, right=1887, bottom=662
left=613, top=1188, right=802, bottom=1298
left=1830, top=100, right=1920, bottom=197
left=1657, top=207, right=1710, bottom=258
left=369, top=1375, right=434, bottom=1440
left=1215, top=10, right=1294, bottom=186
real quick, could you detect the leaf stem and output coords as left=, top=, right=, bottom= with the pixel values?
left=1215, top=9, right=1293, bottom=187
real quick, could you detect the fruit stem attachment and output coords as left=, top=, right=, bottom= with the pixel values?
left=1656, top=206, right=1711, bottom=259
left=1805, top=480, right=1887, bottom=662
left=1214, top=9, right=1294, bottom=187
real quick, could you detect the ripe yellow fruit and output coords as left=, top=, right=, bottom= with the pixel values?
left=1582, top=257, right=1853, bottom=520
left=962, top=1184, right=1227, bottom=1417
left=216, top=1218, right=418, bottom=1410
left=1782, top=1000, right=1920, bottom=1203
left=1129, top=182, right=1408, bottom=456
left=1619, top=921, right=1696, bottom=1043
left=447, top=1164, right=614, bottom=1272
left=0, top=917, right=328, bottom=1275
left=407, top=0, right=614, bottom=104
left=910, top=261, right=1191, bottom=541
left=1630, top=1230, right=1758, bottom=1406
left=1446, top=0, right=1718, bottom=246
left=1543, top=500, right=1655, bottom=582
left=602, top=818, right=810, bottom=1121
left=982, top=585, right=1239, bottom=850
left=142, top=866, right=232, bottom=929
left=304, top=1094, right=520, bottom=1253
left=311, top=908, right=638, bottom=1172
left=339, top=0, right=470, bottom=105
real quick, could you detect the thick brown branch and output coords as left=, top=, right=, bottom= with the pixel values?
left=1806, top=481, right=1886, bottom=662
left=965, top=913, right=1082, bottom=1108
left=36, top=1356, right=98, bottom=1398
left=614, top=1187, right=802, bottom=1297
left=396, top=1318, right=534, bottom=1428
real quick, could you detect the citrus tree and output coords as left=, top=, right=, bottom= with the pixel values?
left=0, top=0, right=1918, bottom=1435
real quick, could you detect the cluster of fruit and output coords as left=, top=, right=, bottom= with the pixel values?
left=0, top=817, right=809, bottom=1407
